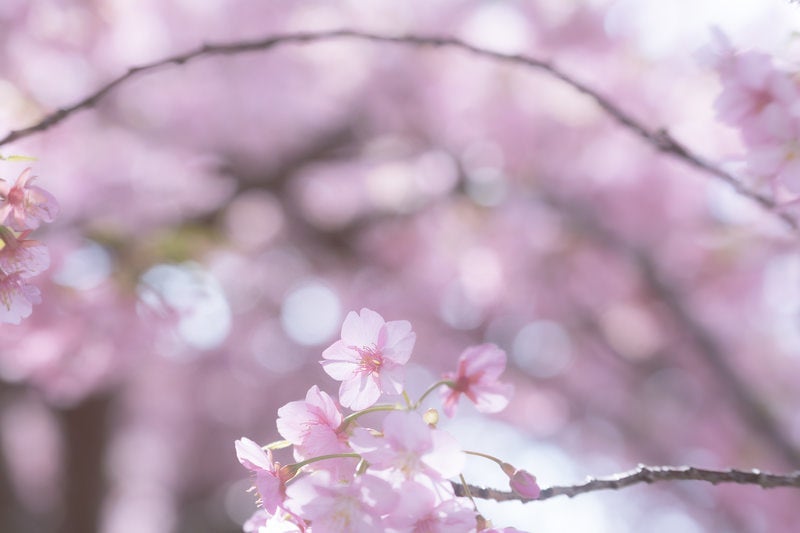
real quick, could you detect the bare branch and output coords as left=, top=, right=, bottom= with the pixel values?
left=0, top=29, right=794, bottom=230
left=453, top=465, right=800, bottom=503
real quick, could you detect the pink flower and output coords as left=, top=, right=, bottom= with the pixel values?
left=276, top=386, right=356, bottom=480
left=0, top=228, right=50, bottom=278
left=321, top=308, right=416, bottom=410
left=284, top=472, right=397, bottom=533
left=0, top=168, right=59, bottom=231
left=0, top=271, right=41, bottom=324
left=508, top=469, right=540, bottom=500
left=441, top=344, right=513, bottom=417
left=349, top=410, right=464, bottom=484
left=236, top=437, right=293, bottom=514
left=384, top=480, right=477, bottom=532
left=243, top=509, right=305, bottom=533
left=745, top=104, right=800, bottom=193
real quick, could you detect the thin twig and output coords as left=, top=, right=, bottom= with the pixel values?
left=0, top=29, right=794, bottom=230
left=453, top=465, right=800, bottom=503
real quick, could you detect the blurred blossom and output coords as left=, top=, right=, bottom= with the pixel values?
left=295, top=163, right=364, bottom=230
left=366, top=161, right=420, bottom=213
left=52, top=240, right=112, bottom=291
left=251, top=321, right=309, bottom=375
left=137, top=263, right=232, bottom=352
left=459, top=247, right=504, bottom=305
left=460, top=2, right=531, bottom=54
left=466, top=167, right=507, bottom=207
left=512, top=321, right=572, bottom=378
left=0, top=397, right=61, bottom=512
left=762, top=254, right=800, bottom=354
left=440, top=280, right=484, bottom=330
left=599, top=303, right=663, bottom=361
left=223, top=190, right=284, bottom=251
left=413, top=150, right=459, bottom=196
left=280, top=280, right=341, bottom=346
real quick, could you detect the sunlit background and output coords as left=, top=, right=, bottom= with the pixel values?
left=2, top=1, right=800, bottom=532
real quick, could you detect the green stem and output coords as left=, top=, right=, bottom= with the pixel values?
left=465, top=450, right=505, bottom=468
left=414, top=380, right=453, bottom=408
left=340, top=404, right=401, bottom=430
left=292, top=453, right=361, bottom=471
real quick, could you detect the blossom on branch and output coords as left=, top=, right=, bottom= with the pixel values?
left=321, top=308, right=416, bottom=410
left=0, top=168, right=59, bottom=231
left=440, top=344, right=513, bottom=418
left=0, top=271, right=41, bottom=325
left=235, top=437, right=293, bottom=514
left=276, top=386, right=355, bottom=480
left=0, top=228, right=50, bottom=278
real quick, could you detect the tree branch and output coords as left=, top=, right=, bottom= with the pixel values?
left=453, top=465, right=800, bottom=503
left=0, top=29, right=794, bottom=230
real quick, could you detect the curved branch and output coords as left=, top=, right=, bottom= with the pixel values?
left=0, top=29, right=793, bottom=230
left=453, top=464, right=800, bottom=503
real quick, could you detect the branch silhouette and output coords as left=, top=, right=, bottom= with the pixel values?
left=0, top=29, right=794, bottom=230
left=454, top=465, right=800, bottom=503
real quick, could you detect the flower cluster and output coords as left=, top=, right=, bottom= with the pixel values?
left=236, top=308, right=536, bottom=533
left=708, top=30, right=800, bottom=199
left=0, top=167, right=58, bottom=324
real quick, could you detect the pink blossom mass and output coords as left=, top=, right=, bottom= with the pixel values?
left=2, top=2, right=800, bottom=533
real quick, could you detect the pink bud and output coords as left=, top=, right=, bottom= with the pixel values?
left=509, top=469, right=540, bottom=499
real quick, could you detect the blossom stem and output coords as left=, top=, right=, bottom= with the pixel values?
left=464, top=450, right=505, bottom=468
left=291, top=453, right=361, bottom=471
left=414, top=380, right=453, bottom=408
left=340, top=403, right=401, bottom=429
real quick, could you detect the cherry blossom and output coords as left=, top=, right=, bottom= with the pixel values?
left=349, top=410, right=465, bottom=484
left=383, top=480, right=477, bottom=532
left=243, top=509, right=305, bottom=533
left=440, top=344, right=514, bottom=418
left=321, top=308, right=416, bottom=410
left=235, top=437, right=293, bottom=514
left=284, top=472, right=398, bottom=533
left=0, top=168, right=59, bottom=232
left=276, top=386, right=356, bottom=480
left=508, top=469, right=540, bottom=500
left=0, top=272, right=42, bottom=325
left=0, top=228, right=50, bottom=278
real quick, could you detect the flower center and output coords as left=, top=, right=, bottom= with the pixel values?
left=353, top=344, right=383, bottom=373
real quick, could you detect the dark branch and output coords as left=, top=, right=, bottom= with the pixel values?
left=0, top=29, right=794, bottom=230
left=453, top=464, right=800, bottom=503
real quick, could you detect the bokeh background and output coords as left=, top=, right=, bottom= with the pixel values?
left=2, top=1, right=800, bottom=532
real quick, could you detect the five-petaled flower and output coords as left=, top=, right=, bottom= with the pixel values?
left=0, top=168, right=59, bottom=232
left=321, top=308, right=416, bottom=410
left=235, top=437, right=294, bottom=514
left=441, top=343, right=514, bottom=418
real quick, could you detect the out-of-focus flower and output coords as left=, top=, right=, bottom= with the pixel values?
left=383, top=480, right=477, bottom=532
left=285, top=472, right=397, bottom=533
left=441, top=344, right=513, bottom=417
left=321, top=308, right=416, bottom=410
left=236, top=437, right=294, bottom=514
left=243, top=509, right=305, bottom=533
left=349, top=410, right=464, bottom=484
left=0, top=168, right=59, bottom=232
left=0, top=272, right=41, bottom=324
left=745, top=105, right=800, bottom=193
